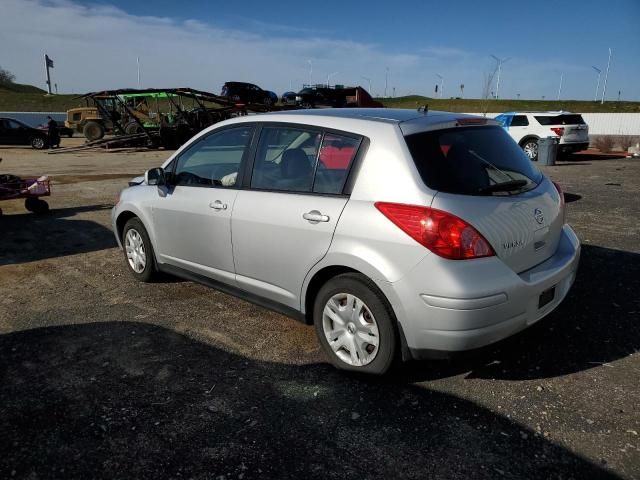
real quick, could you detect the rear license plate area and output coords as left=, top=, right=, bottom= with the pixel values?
left=538, top=286, right=556, bottom=309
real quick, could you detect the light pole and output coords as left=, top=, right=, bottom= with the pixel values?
left=601, top=48, right=612, bottom=104
left=592, top=66, right=601, bottom=102
left=361, top=75, right=372, bottom=93
left=490, top=54, right=510, bottom=99
left=436, top=74, right=443, bottom=98
left=136, top=56, right=141, bottom=88
left=307, top=59, right=313, bottom=86
left=326, top=71, right=338, bottom=88
left=557, top=73, right=563, bottom=101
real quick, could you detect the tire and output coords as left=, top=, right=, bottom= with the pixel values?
left=83, top=121, right=105, bottom=141
left=122, top=217, right=158, bottom=282
left=313, top=273, right=398, bottom=375
left=263, top=97, right=273, bottom=106
left=125, top=122, right=144, bottom=135
left=520, top=137, right=539, bottom=161
left=24, top=197, right=49, bottom=214
left=30, top=136, right=46, bottom=149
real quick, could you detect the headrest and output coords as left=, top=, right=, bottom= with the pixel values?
left=281, top=148, right=312, bottom=178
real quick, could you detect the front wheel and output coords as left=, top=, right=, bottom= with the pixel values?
left=313, top=273, right=398, bottom=374
left=122, top=217, right=158, bottom=282
left=521, top=138, right=539, bottom=161
left=30, top=136, right=46, bottom=149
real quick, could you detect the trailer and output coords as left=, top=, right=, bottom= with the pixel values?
left=0, top=164, right=51, bottom=215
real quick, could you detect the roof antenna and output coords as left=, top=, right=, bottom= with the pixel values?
left=417, top=104, right=428, bottom=114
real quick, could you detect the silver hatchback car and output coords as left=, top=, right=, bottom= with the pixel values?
left=112, top=109, right=580, bottom=374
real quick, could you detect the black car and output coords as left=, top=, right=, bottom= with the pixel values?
left=282, top=86, right=348, bottom=108
left=221, top=82, right=278, bottom=105
left=0, top=117, right=49, bottom=149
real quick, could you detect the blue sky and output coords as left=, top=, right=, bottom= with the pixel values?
left=2, top=0, right=639, bottom=100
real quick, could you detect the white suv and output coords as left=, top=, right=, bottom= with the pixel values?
left=112, top=109, right=580, bottom=374
left=495, top=111, right=589, bottom=161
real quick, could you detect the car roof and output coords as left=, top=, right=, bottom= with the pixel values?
left=261, top=108, right=481, bottom=125
left=502, top=111, right=574, bottom=115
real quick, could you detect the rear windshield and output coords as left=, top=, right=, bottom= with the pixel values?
left=404, top=126, right=543, bottom=196
left=535, top=114, right=585, bottom=125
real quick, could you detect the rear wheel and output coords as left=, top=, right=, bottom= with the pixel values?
left=83, top=121, right=105, bottom=141
left=313, top=273, right=397, bottom=374
left=122, top=217, right=158, bottom=282
left=124, top=122, right=145, bottom=135
left=521, top=138, right=539, bottom=161
left=24, top=197, right=49, bottom=214
left=30, top=136, right=46, bottom=149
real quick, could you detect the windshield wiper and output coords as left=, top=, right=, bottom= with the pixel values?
left=477, top=179, right=528, bottom=194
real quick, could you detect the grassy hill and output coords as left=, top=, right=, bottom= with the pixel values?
left=0, top=90, right=81, bottom=112
left=379, top=95, right=640, bottom=113
left=1, top=87, right=639, bottom=114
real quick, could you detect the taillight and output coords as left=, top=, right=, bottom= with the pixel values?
left=550, top=127, right=565, bottom=137
left=374, top=202, right=495, bottom=260
left=552, top=181, right=566, bottom=224
left=552, top=181, right=564, bottom=206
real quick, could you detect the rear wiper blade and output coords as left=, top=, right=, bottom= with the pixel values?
left=478, top=179, right=528, bottom=194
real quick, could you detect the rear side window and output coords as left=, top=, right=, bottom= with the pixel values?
left=251, top=126, right=321, bottom=192
left=511, top=115, right=529, bottom=126
left=535, top=114, right=585, bottom=125
left=314, top=133, right=361, bottom=194
left=404, top=126, right=542, bottom=196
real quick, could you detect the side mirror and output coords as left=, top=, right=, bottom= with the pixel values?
left=145, top=167, right=165, bottom=186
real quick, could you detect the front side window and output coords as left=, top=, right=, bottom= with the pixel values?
left=7, top=120, right=23, bottom=129
left=404, top=126, right=542, bottom=196
left=314, top=133, right=361, bottom=194
left=174, top=126, right=253, bottom=187
left=251, top=127, right=321, bottom=192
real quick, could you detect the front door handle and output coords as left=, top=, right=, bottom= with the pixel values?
left=303, top=210, right=330, bottom=223
left=209, top=200, right=227, bottom=211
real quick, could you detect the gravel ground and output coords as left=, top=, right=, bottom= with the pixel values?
left=0, top=141, right=638, bottom=479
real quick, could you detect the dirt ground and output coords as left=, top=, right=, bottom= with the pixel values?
left=0, top=139, right=639, bottom=479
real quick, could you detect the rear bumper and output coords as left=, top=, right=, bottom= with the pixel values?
left=559, top=142, right=589, bottom=153
left=389, top=225, right=580, bottom=357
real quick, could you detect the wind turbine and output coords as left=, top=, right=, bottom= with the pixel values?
left=490, top=54, right=510, bottom=99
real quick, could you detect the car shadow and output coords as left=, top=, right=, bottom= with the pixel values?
left=0, top=321, right=621, bottom=480
left=0, top=204, right=116, bottom=266
left=564, top=192, right=582, bottom=203
left=399, top=244, right=640, bottom=383
left=568, top=152, right=627, bottom=161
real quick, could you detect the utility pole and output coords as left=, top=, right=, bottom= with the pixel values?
left=308, top=59, right=313, bottom=86
left=490, top=54, right=510, bottom=100
left=557, top=73, right=563, bottom=101
left=384, top=67, right=389, bottom=97
left=601, top=48, right=612, bottom=104
left=592, top=66, right=601, bottom=102
left=436, top=74, right=443, bottom=98
left=54, top=83, right=58, bottom=94
left=460, top=84, right=464, bottom=98
left=137, top=56, right=141, bottom=88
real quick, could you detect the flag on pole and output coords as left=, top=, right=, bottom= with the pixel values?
left=45, top=55, right=54, bottom=68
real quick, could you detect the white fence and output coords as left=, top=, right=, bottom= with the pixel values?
left=477, top=113, right=640, bottom=136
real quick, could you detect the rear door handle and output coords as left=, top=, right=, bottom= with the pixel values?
left=209, top=200, right=227, bottom=211
left=303, top=210, right=330, bottom=223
